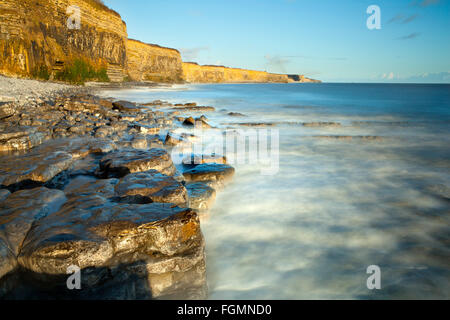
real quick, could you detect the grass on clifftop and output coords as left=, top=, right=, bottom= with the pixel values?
left=55, top=59, right=109, bottom=84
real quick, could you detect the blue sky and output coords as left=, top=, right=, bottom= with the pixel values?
left=103, top=0, right=450, bottom=83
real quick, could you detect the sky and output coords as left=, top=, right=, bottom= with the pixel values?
left=103, top=0, right=450, bottom=83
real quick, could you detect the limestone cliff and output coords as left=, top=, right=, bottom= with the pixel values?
left=0, top=0, right=127, bottom=78
left=182, top=62, right=290, bottom=83
left=0, top=1, right=320, bottom=84
left=287, top=74, right=321, bottom=83
left=126, top=39, right=183, bottom=83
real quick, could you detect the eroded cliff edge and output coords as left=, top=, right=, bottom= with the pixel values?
left=127, top=39, right=183, bottom=83
left=0, top=0, right=320, bottom=83
left=182, top=62, right=291, bottom=83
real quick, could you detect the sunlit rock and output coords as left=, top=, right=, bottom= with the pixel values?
left=97, top=148, right=176, bottom=178
left=186, top=182, right=216, bottom=211
left=16, top=201, right=206, bottom=299
left=183, top=163, right=235, bottom=189
left=0, top=187, right=67, bottom=256
left=115, top=170, right=188, bottom=206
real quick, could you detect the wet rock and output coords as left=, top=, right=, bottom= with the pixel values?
left=183, top=154, right=227, bottom=166
left=314, top=135, right=383, bottom=141
left=183, top=163, right=235, bottom=189
left=0, top=126, right=36, bottom=142
left=0, top=138, right=116, bottom=190
left=229, top=122, right=275, bottom=127
left=110, top=121, right=129, bottom=132
left=183, top=117, right=195, bottom=126
left=0, top=127, right=47, bottom=152
left=98, top=148, right=176, bottom=178
left=0, top=187, right=66, bottom=256
left=68, top=125, right=89, bottom=135
left=95, top=126, right=115, bottom=138
left=0, top=150, right=74, bottom=189
left=0, top=103, right=15, bottom=120
left=0, top=242, right=16, bottom=275
left=133, top=123, right=160, bottom=135
left=115, top=170, right=188, bottom=206
left=64, top=155, right=99, bottom=177
left=195, top=119, right=211, bottom=129
left=180, top=133, right=199, bottom=143
left=86, top=139, right=117, bottom=155
left=303, top=122, right=341, bottom=127
left=131, top=135, right=148, bottom=150
left=64, top=176, right=118, bottom=199
left=174, top=106, right=215, bottom=112
left=164, top=132, right=185, bottom=147
left=186, top=182, right=216, bottom=211
left=142, top=100, right=170, bottom=107
left=112, top=101, right=142, bottom=113
left=40, top=137, right=116, bottom=159
left=0, top=189, right=10, bottom=202
left=98, top=99, right=114, bottom=109
left=17, top=201, right=205, bottom=299
left=228, top=112, right=246, bottom=117
left=120, top=114, right=143, bottom=122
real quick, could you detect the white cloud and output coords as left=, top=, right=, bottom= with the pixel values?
left=179, top=47, right=210, bottom=62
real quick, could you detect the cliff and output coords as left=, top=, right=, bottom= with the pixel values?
left=0, top=0, right=127, bottom=79
left=182, top=62, right=290, bottom=83
left=126, top=39, right=183, bottom=83
left=0, top=1, right=320, bottom=84
left=287, top=74, right=321, bottom=83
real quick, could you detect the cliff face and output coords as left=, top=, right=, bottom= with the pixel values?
left=126, top=39, right=183, bottom=83
left=182, top=62, right=290, bottom=83
left=287, top=74, right=321, bottom=83
left=0, top=1, right=320, bottom=83
left=0, top=0, right=127, bottom=78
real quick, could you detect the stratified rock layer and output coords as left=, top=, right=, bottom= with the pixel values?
left=0, top=0, right=127, bottom=77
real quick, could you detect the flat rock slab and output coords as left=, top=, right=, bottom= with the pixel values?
left=115, top=170, right=188, bottom=206
left=183, top=163, right=235, bottom=189
left=172, top=106, right=215, bottom=112
left=0, top=127, right=47, bottom=152
left=0, top=189, right=10, bottom=202
left=0, top=150, right=74, bottom=189
left=112, top=101, right=143, bottom=113
left=16, top=200, right=204, bottom=298
left=98, top=148, right=176, bottom=178
left=186, top=182, right=216, bottom=211
left=64, top=176, right=118, bottom=199
left=0, top=187, right=67, bottom=256
left=0, top=137, right=116, bottom=190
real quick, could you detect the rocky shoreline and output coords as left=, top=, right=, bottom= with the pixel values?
left=0, top=77, right=234, bottom=299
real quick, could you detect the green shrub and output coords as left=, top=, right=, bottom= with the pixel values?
left=32, top=65, right=50, bottom=80
left=55, top=59, right=109, bottom=84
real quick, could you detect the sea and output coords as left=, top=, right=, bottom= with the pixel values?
left=99, top=83, right=450, bottom=299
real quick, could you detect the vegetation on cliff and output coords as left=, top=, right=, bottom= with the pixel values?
left=54, top=59, right=109, bottom=84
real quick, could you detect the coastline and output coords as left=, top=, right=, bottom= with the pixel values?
left=0, top=76, right=234, bottom=299
left=1, top=77, right=449, bottom=299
